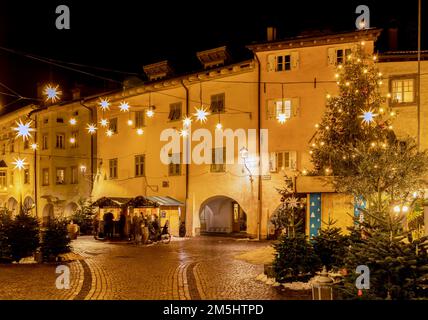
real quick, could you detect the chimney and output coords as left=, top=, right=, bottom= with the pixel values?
left=71, top=87, right=81, bottom=100
left=267, top=26, right=277, bottom=41
left=388, top=27, right=398, bottom=51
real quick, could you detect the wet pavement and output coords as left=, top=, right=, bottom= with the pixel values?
left=0, top=236, right=307, bottom=300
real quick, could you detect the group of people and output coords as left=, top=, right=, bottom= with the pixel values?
left=94, top=211, right=166, bottom=244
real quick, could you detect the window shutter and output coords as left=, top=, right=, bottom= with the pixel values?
left=292, top=97, right=300, bottom=117
left=290, top=151, right=297, bottom=170
left=327, top=48, right=336, bottom=65
left=267, top=55, right=276, bottom=72
left=269, top=152, right=277, bottom=172
left=291, top=51, right=299, bottom=70
left=266, top=100, right=276, bottom=120
left=276, top=152, right=283, bottom=170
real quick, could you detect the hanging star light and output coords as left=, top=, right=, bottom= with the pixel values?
left=216, top=123, right=223, bottom=130
left=69, top=118, right=77, bottom=125
left=98, top=98, right=110, bottom=111
left=43, top=84, right=62, bottom=103
left=183, top=116, right=192, bottom=127
left=127, top=119, right=133, bottom=126
left=277, top=113, right=287, bottom=124
left=12, top=157, right=27, bottom=170
left=30, top=143, right=38, bottom=151
left=13, top=119, right=35, bottom=141
left=146, top=107, right=154, bottom=118
left=100, top=119, right=109, bottom=127
left=106, top=129, right=113, bottom=137
left=285, top=196, right=301, bottom=209
left=119, top=101, right=130, bottom=112
left=136, top=128, right=144, bottom=135
left=360, top=109, right=377, bottom=125
left=86, top=123, right=97, bottom=134
left=180, top=129, right=189, bottom=137
left=193, top=107, right=209, bottom=123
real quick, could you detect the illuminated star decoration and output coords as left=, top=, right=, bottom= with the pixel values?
left=285, top=196, right=301, bottom=209
left=137, top=128, right=144, bottom=135
left=13, top=119, right=35, bottom=141
left=12, top=157, right=27, bottom=171
left=86, top=123, right=97, bottom=134
left=98, top=98, right=110, bottom=111
left=180, top=129, right=189, bottom=137
left=277, top=113, right=287, bottom=124
left=183, top=116, right=192, bottom=127
left=100, top=119, right=109, bottom=127
left=193, top=107, right=209, bottom=123
left=43, top=84, right=62, bottom=103
left=119, top=101, right=130, bottom=112
left=360, top=109, right=377, bottom=125
left=30, top=143, right=38, bottom=151
left=69, top=118, right=77, bottom=125
left=146, top=108, right=154, bottom=118
left=216, top=123, right=223, bottom=130
left=106, top=129, right=113, bottom=137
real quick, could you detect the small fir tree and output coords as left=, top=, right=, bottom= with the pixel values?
left=41, top=218, right=71, bottom=261
left=8, top=212, right=40, bottom=262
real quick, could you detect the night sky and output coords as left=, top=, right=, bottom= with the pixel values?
left=0, top=0, right=426, bottom=109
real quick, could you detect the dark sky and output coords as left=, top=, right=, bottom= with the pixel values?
left=0, top=0, right=426, bottom=109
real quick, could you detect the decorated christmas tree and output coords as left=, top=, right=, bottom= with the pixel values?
left=310, top=44, right=428, bottom=299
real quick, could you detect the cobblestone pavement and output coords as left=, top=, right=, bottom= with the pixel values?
left=0, top=236, right=296, bottom=300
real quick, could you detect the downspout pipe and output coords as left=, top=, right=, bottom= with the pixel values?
left=180, top=80, right=190, bottom=236
left=79, top=101, right=95, bottom=194
left=254, top=53, right=262, bottom=240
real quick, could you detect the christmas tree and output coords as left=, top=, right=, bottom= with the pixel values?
left=310, top=44, right=428, bottom=299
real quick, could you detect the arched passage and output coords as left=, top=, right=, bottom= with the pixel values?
left=199, top=196, right=247, bottom=234
left=42, top=203, right=54, bottom=225
left=23, top=196, right=35, bottom=214
left=64, top=202, right=78, bottom=217
left=7, top=197, right=18, bottom=215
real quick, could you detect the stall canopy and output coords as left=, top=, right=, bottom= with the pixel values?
left=91, top=197, right=133, bottom=208
left=128, top=196, right=159, bottom=208
left=146, top=196, right=184, bottom=207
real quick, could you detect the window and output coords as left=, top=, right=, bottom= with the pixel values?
left=1, top=144, right=5, bottom=155
left=43, top=117, right=49, bottom=125
left=70, top=166, right=78, bottom=184
left=109, top=118, right=118, bottom=133
left=42, top=168, right=49, bottom=186
left=70, top=131, right=78, bottom=148
left=9, top=140, right=14, bottom=153
left=56, top=134, right=65, bottom=149
left=277, top=55, right=291, bottom=71
left=0, top=171, right=6, bottom=188
left=56, top=117, right=64, bottom=123
left=135, top=111, right=145, bottom=128
left=42, top=134, right=49, bottom=150
left=391, top=77, right=416, bottom=104
left=24, top=169, right=30, bottom=184
left=210, top=93, right=225, bottom=113
left=269, top=151, right=297, bottom=172
left=267, top=98, right=299, bottom=120
left=328, top=47, right=352, bottom=65
left=56, top=168, right=66, bottom=184
left=268, top=52, right=299, bottom=71
left=135, top=155, right=145, bottom=177
left=24, top=140, right=29, bottom=150
left=210, top=147, right=226, bottom=172
left=168, top=153, right=181, bottom=176
left=109, top=159, right=118, bottom=179
left=10, top=171, right=13, bottom=186
left=168, top=102, right=182, bottom=121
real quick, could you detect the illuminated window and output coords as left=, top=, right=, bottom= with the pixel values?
left=391, top=77, right=415, bottom=104
left=0, top=171, right=6, bottom=188
left=275, top=99, right=292, bottom=119
left=24, top=169, right=30, bottom=184
left=210, top=93, right=225, bottom=113
left=168, top=153, right=181, bottom=176
left=56, top=134, right=65, bottom=149
left=168, top=102, right=182, bottom=121
left=135, top=111, right=145, bottom=128
left=210, top=147, right=226, bottom=173
left=269, top=151, right=297, bottom=172
left=56, top=168, right=66, bottom=184
left=70, top=166, right=78, bottom=184
left=42, top=168, right=49, bottom=186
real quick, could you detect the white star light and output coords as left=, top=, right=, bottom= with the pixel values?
left=286, top=196, right=301, bottom=209
left=13, top=119, right=35, bottom=141
left=180, top=129, right=189, bottom=137
left=106, top=129, right=113, bottom=137
left=136, top=128, right=144, bottom=135
left=86, top=123, right=97, bottom=134
left=100, top=119, right=109, bottom=127
left=277, top=113, right=287, bottom=124
left=43, top=84, right=62, bottom=103
left=146, top=108, right=154, bottom=118
left=69, top=118, right=77, bottom=125
left=119, top=101, right=130, bottom=112
left=183, top=116, right=192, bottom=127
left=98, top=98, right=110, bottom=111
left=193, top=107, right=209, bottom=123
left=216, top=123, right=223, bottom=130
left=12, top=157, right=27, bottom=171
left=360, top=109, right=377, bottom=125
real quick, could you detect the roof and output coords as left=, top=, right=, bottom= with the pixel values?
left=246, top=28, right=382, bottom=52
left=0, top=160, right=7, bottom=168
left=379, top=50, right=428, bottom=62
left=146, top=196, right=184, bottom=207
left=91, top=197, right=133, bottom=208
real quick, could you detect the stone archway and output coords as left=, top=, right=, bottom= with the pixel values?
left=64, top=202, right=78, bottom=218
left=7, top=197, right=18, bottom=215
left=199, top=196, right=247, bottom=234
left=23, top=196, right=35, bottom=214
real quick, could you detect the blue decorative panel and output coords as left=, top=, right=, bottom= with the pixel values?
left=354, top=196, right=366, bottom=224
left=309, top=193, right=322, bottom=238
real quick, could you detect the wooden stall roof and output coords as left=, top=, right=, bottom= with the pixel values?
left=146, top=196, right=184, bottom=207
left=91, top=197, right=133, bottom=208
left=128, top=196, right=159, bottom=208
